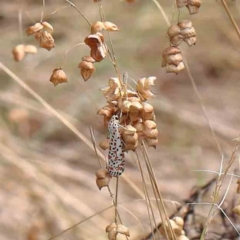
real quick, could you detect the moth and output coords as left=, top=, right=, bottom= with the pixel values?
left=107, top=115, right=125, bottom=177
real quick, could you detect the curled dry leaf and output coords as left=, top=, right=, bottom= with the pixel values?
left=137, top=77, right=156, bottom=101
left=49, top=68, right=68, bottom=86
left=84, top=32, right=108, bottom=62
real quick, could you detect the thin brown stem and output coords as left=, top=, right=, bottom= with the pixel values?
left=18, top=9, right=24, bottom=44
left=40, top=0, right=45, bottom=22
left=220, top=0, right=240, bottom=40
left=66, top=0, right=92, bottom=27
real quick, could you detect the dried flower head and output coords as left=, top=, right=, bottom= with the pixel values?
left=26, top=22, right=44, bottom=36
left=49, top=68, right=68, bottom=86
left=78, top=56, right=96, bottom=81
left=162, top=46, right=185, bottom=74
left=84, top=32, right=108, bottom=62
left=95, top=169, right=111, bottom=189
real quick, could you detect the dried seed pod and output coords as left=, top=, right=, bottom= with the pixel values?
left=106, top=223, right=130, bottom=240
left=133, top=122, right=144, bottom=138
left=99, top=138, right=109, bottom=150
left=162, top=46, right=185, bottom=74
left=136, top=77, right=156, bottom=101
left=24, top=45, right=37, bottom=54
left=96, top=169, right=111, bottom=190
left=37, top=31, right=55, bottom=51
left=49, top=68, right=68, bottom=86
left=146, top=138, right=158, bottom=148
left=101, top=77, right=122, bottom=101
left=143, top=120, right=158, bottom=139
left=141, top=102, right=154, bottom=120
left=129, top=101, right=143, bottom=113
left=173, top=217, right=184, bottom=228
left=119, top=99, right=132, bottom=113
left=178, top=20, right=196, bottom=46
left=176, top=0, right=188, bottom=7
left=187, top=0, right=201, bottom=14
left=12, top=44, right=25, bottom=62
left=122, top=125, right=138, bottom=151
left=104, top=22, right=119, bottom=31
left=78, top=57, right=95, bottom=81
left=168, top=25, right=183, bottom=46
left=97, top=105, right=114, bottom=118
left=41, top=21, right=54, bottom=33
left=84, top=32, right=108, bottom=62
left=26, top=22, right=43, bottom=36
left=91, top=21, right=105, bottom=33
left=232, top=205, right=240, bottom=216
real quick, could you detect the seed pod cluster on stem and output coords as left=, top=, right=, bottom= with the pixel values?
left=26, top=21, right=55, bottom=51
left=162, top=2, right=200, bottom=74
left=98, top=76, right=159, bottom=150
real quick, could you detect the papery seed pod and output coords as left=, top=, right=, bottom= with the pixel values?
left=106, top=223, right=117, bottom=232
left=146, top=138, right=158, bottom=148
left=101, top=77, right=122, bottom=101
left=12, top=44, right=25, bottom=62
left=116, top=224, right=130, bottom=236
left=232, top=205, right=240, bottom=216
left=167, top=25, right=183, bottom=46
left=187, top=0, right=201, bottom=14
left=133, top=122, right=144, bottom=138
left=104, top=22, right=119, bottom=31
left=84, top=32, right=108, bottom=62
left=162, top=46, right=185, bottom=74
left=38, top=31, right=55, bottom=51
left=41, top=21, right=54, bottom=33
left=78, top=60, right=95, bottom=81
left=176, top=0, right=188, bottom=7
left=26, top=22, right=43, bottom=36
left=136, top=77, right=156, bottom=101
left=91, top=21, right=105, bottom=33
left=95, top=169, right=111, bottom=190
left=128, top=96, right=141, bottom=102
left=122, top=125, right=138, bottom=151
left=107, top=230, right=117, bottom=240
left=141, top=102, right=154, bottom=120
left=143, top=120, right=158, bottom=139
left=178, top=20, right=196, bottom=46
left=129, top=101, right=143, bottom=113
left=99, top=138, right=109, bottom=150
left=126, top=89, right=138, bottom=98
left=24, top=45, right=37, bottom=54
left=129, top=112, right=141, bottom=123
left=173, top=217, right=184, bottom=228
left=97, top=105, right=114, bottom=118
left=119, top=99, right=132, bottom=113
left=49, top=68, right=68, bottom=86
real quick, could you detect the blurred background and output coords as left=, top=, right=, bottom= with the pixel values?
left=0, top=0, right=240, bottom=239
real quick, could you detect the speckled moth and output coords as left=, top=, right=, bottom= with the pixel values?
left=107, top=115, right=125, bottom=177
